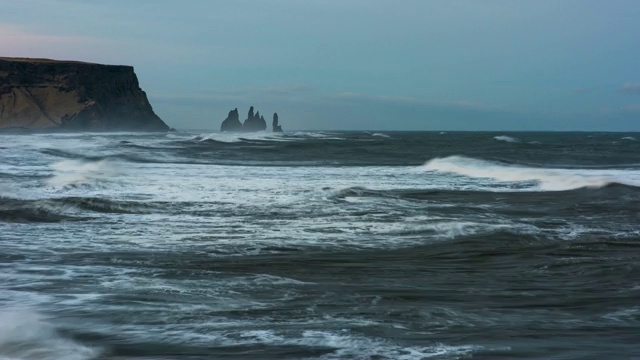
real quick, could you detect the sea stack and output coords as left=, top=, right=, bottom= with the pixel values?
left=220, top=106, right=282, bottom=132
left=220, top=108, right=242, bottom=132
left=0, top=57, right=169, bottom=131
left=242, top=106, right=267, bottom=131
left=272, top=113, right=283, bottom=132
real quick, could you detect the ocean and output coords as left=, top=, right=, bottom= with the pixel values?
left=0, top=130, right=639, bottom=359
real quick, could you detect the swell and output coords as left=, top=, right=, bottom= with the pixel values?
left=332, top=183, right=640, bottom=202
left=0, top=198, right=85, bottom=223
left=480, top=157, right=640, bottom=170
left=49, top=197, right=160, bottom=214
left=0, top=196, right=165, bottom=223
left=331, top=184, right=640, bottom=219
left=41, top=148, right=161, bottom=164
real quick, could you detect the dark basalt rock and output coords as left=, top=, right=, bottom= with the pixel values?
left=220, top=108, right=242, bottom=132
left=272, top=113, right=283, bottom=132
left=220, top=106, right=282, bottom=132
left=242, top=105, right=267, bottom=131
left=0, top=57, right=169, bottom=131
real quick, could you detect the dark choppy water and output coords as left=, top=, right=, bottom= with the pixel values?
left=1, top=131, right=640, bottom=359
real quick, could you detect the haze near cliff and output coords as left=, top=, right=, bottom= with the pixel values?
left=1, top=1, right=639, bottom=130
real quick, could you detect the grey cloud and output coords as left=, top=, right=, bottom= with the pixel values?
left=619, top=83, right=640, bottom=94
left=326, top=92, right=504, bottom=111
left=622, top=104, right=640, bottom=113
left=202, top=85, right=311, bottom=97
left=573, top=87, right=594, bottom=94
left=326, top=92, right=420, bottom=104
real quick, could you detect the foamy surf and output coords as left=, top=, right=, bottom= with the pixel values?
left=372, top=133, right=391, bottom=138
left=493, top=135, right=520, bottom=143
left=421, top=156, right=640, bottom=191
left=3, top=130, right=640, bottom=359
left=0, top=309, right=98, bottom=360
left=48, top=160, right=120, bottom=189
left=194, top=131, right=292, bottom=143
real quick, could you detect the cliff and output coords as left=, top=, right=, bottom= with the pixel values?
left=0, top=57, right=169, bottom=131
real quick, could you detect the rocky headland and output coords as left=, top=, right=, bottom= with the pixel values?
left=0, top=57, right=169, bottom=131
left=220, top=106, right=283, bottom=133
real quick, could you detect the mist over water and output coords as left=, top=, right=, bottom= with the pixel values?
left=1, top=131, right=640, bottom=359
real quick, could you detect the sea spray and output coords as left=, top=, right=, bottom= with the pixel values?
left=493, top=135, right=520, bottom=143
left=421, top=156, right=640, bottom=191
left=48, top=160, right=119, bottom=188
left=0, top=309, right=99, bottom=360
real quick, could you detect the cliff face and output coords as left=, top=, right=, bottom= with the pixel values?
left=0, top=57, right=169, bottom=131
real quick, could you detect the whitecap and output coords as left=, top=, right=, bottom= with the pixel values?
left=622, top=136, right=636, bottom=141
left=48, top=159, right=119, bottom=188
left=0, top=309, right=99, bottom=360
left=493, top=135, right=520, bottom=143
left=195, top=131, right=292, bottom=143
left=421, top=155, right=640, bottom=191
left=372, top=133, right=391, bottom=138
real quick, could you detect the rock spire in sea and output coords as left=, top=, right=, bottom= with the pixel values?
left=220, top=106, right=283, bottom=132
left=220, top=108, right=242, bottom=132
left=272, top=113, right=283, bottom=133
left=242, top=106, right=267, bottom=131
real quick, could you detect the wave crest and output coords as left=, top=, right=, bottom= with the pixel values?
left=48, top=160, right=119, bottom=188
left=421, top=156, right=640, bottom=191
left=193, top=132, right=291, bottom=143
left=493, top=135, right=520, bottom=143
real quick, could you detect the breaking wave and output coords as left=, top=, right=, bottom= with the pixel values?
left=421, top=156, right=640, bottom=191
left=493, top=135, right=520, bottom=143
left=0, top=309, right=99, bottom=360
left=48, top=160, right=119, bottom=188
left=193, top=132, right=291, bottom=143
left=372, top=133, right=391, bottom=138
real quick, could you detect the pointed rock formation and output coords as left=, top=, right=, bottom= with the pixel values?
left=242, top=105, right=267, bottom=131
left=219, top=106, right=279, bottom=132
left=220, top=108, right=242, bottom=132
left=272, top=113, right=283, bottom=132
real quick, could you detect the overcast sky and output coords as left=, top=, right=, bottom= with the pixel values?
left=1, top=0, right=639, bottom=130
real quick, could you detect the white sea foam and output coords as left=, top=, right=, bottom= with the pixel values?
left=48, top=160, right=119, bottom=188
left=372, top=133, right=391, bottom=138
left=0, top=309, right=99, bottom=360
left=291, top=131, right=346, bottom=140
left=493, top=135, right=520, bottom=143
left=296, top=331, right=482, bottom=359
left=622, top=136, right=636, bottom=141
left=195, top=131, right=291, bottom=143
left=421, top=156, right=640, bottom=191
